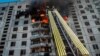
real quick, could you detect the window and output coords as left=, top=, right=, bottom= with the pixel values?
left=22, top=41, right=27, bottom=46
left=3, top=31, right=7, bottom=33
left=85, top=22, right=90, bottom=26
left=87, top=29, right=93, bottom=33
left=6, top=21, right=10, bottom=24
left=77, top=0, right=81, bottom=3
left=2, top=7, right=6, bottom=11
left=74, top=22, right=79, bottom=24
left=5, top=24, right=9, bottom=27
left=18, top=6, right=21, bottom=8
left=16, top=10, right=21, bottom=15
left=76, top=29, right=81, bottom=31
left=0, top=42, right=5, bottom=45
left=14, top=21, right=19, bottom=25
left=2, top=34, right=7, bottom=37
left=0, top=50, right=3, bottom=54
left=92, top=15, right=97, bottom=19
left=12, top=34, right=17, bottom=39
left=77, top=32, right=82, bottom=35
left=13, top=27, right=18, bottom=31
left=9, top=8, right=13, bottom=10
left=85, top=0, right=90, bottom=3
left=10, top=6, right=14, bottom=9
left=73, top=19, right=78, bottom=21
left=10, top=42, right=16, bottom=47
left=98, top=28, right=100, bottom=32
left=72, top=13, right=76, bottom=15
left=9, top=50, right=14, bottom=55
left=95, top=21, right=100, bottom=25
left=79, top=5, right=83, bottom=8
left=72, top=16, right=77, bottom=18
left=1, top=38, right=6, bottom=41
left=4, top=28, right=8, bottom=30
left=20, top=49, right=26, bottom=55
left=75, top=25, right=80, bottom=28
left=0, top=46, right=4, bottom=49
left=90, top=36, right=95, bottom=41
left=7, top=16, right=11, bottom=18
left=92, top=44, right=99, bottom=49
left=9, top=6, right=14, bottom=10
left=8, top=13, right=12, bottom=15
left=23, top=27, right=28, bottom=30
left=81, top=40, right=85, bottom=43
left=90, top=10, right=95, bottom=13
left=0, top=13, right=3, bottom=15
left=78, top=36, right=83, bottom=39
left=71, top=7, right=75, bottom=10
left=71, top=10, right=75, bottom=12
left=88, top=5, right=92, bottom=9
left=22, top=33, right=27, bottom=38
left=25, top=14, right=29, bottom=18
left=6, top=19, right=10, bottom=21
left=8, top=11, right=12, bottom=15
left=82, top=16, right=87, bottom=19
left=8, top=11, right=12, bottom=13
left=26, top=5, right=29, bottom=8
left=24, top=20, right=28, bottom=24
left=96, top=54, right=100, bottom=56
left=7, top=18, right=10, bottom=20
left=0, top=17, right=2, bottom=20
left=80, top=10, right=85, bottom=14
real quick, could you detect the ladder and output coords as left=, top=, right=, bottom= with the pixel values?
left=48, top=9, right=90, bottom=56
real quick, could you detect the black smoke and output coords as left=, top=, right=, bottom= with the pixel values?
left=16, top=0, right=73, bottom=19
left=16, top=0, right=46, bottom=21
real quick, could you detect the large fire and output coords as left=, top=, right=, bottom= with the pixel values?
left=42, top=16, right=48, bottom=23
left=31, top=15, right=49, bottom=24
left=31, top=8, right=49, bottom=23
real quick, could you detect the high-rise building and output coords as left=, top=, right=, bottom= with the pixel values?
left=0, top=0, right=99, bottom=56
left=68, top=0, right=100, bottom=56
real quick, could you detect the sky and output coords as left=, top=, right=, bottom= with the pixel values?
left=0, top=0, right=18, bottom=3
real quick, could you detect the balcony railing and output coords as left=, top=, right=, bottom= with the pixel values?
left=30, top=42, right=47, bottom=48
left=30, top=34, right=50, bottom=39
left=31, top=21, right=41, bottom=25
left=31, top=27, right=48, bottom=32
left=30, top=42, right=51, bottom=48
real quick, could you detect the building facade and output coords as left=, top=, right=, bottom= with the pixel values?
left=68, top=0, right=100, bottom=56
left=0, top=0, right=100, bottom=56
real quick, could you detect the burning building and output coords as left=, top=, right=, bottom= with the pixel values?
left=2, top=0, right=100, bottom=56
left=15, top=0, right=89, bottom=56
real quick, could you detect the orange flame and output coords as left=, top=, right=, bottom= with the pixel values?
left=40, top=14, right=45, bottom=17
left=32, top=19, right=35, bottom=23
left=41, top=16, right=48, bottom=23
left=42, top=19, right=48, bottom=23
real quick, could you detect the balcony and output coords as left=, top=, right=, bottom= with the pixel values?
left=30, top=34, right=51, bottom=40
left=31, top=21, right=41, bottom=24
left=30, top=42, right=51, bottom=48
left=31, top=27, right=48, bottom=32
left=30, top=43, right=47, bottom=48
